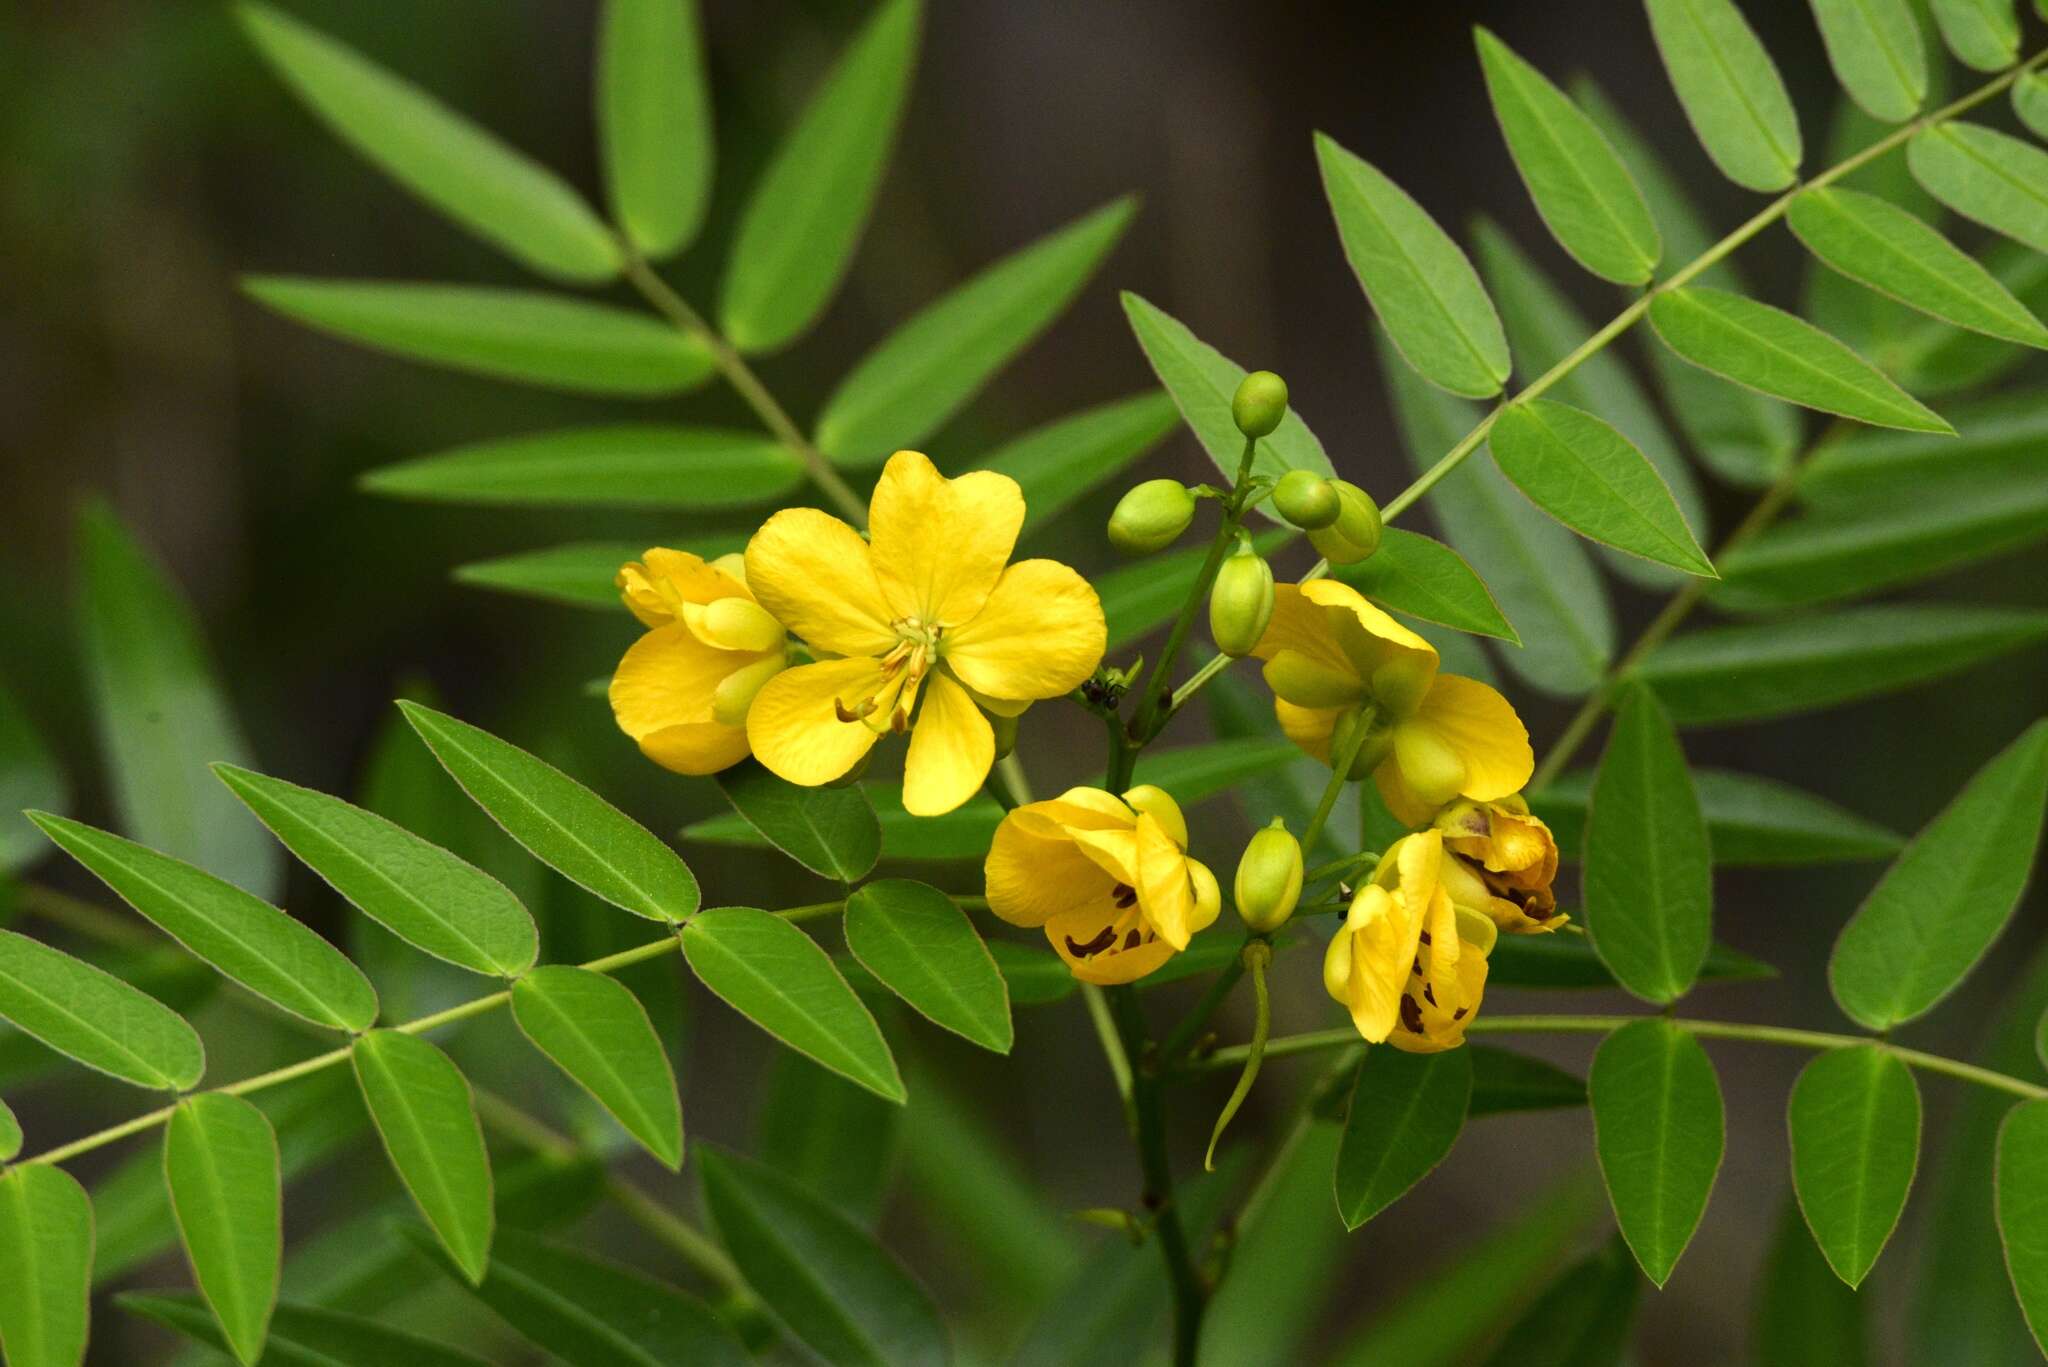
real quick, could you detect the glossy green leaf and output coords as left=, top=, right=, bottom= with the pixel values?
left=1469, top=1045, right=1588, bottom=1117
left=1099, top=527, right=1293, bottom=649
left=1830, top=721, right=2048, bottom=1030
left=1649, top=287, right=1950, bottom=433
left=1491, top=400, right=1713, bottom=576
left=0, top=684, right=65, bottom=875
left=1329, top=528, right=1518, bottom=643
left=2016, top=71, right=2048, bottom=141
left=27, top=814, right=377, bottom=1032
left=243, top=278, right=713, bottom=395
left=845, top=880, right=1011, bottom=1053
left=682, top=907, right=903, bottom=1101
left=0, top=1098, right=18, bottom=1162
left=1801, top=391, right=2048, bottom=508
left=711, top=760, right=880, bottom=882
left=351, top=1029, right=493, bottom=1282
left=1637, top=606, right=2048, bottom=724
left=598, top=0, right=712, bottom=258
left=818, top=198, right=1135, bottom=465
left=453, top=535, right=742, bottom=611
left=1476, top=1233, right=1640, bottom=1367
left=120, top=1293, right=492, bottom=1367
left=1998, top=1098, right=2048, bottom=1355
left=718, top=0, right=920, bottom=352
left=1644, top=0, right=1802, bottom=191
left=236, top=5, right=618, bottom=282
left=1757, top=1196, right=1870, bottom=1366
left=698, top=1144, right=945, bottom=1365
left=400, top=702, right=699, bottom=924
left=1583, top=687, right=1712, bottom=1005
left=1332, top=1045, right=1472, bottom=1230
left=1315, top=135, right=1509, bottom=397
left=1590, top=1019, right=1725, bottom=1286
left=1931, top=0, right=2022, bottom=69
left=1910, top=122, right=2048, bottom=256
left=758, top=1052, right=901, bottom=1225
left=1787, top=1045, right=1920, bottom=1288
left=362, top=425, right=801, bottom=509
left=0, top=930, right=203, bottom=1090
left=1474, top=30, right=1659, bottom=283
left=164, top=1095, right=280, bottom=1366
left=76, top=504, right=279, bottom=898
left=1490, top=932, right=1772, bottom=990
left=1531, top=767, right=1902, bottom=867
left=512, top=966, right=682, bottom=1168
left=1810, top=0, right=1928, bottom=121
left=991, top=391, right=1181, bottom=536
left=0, top=1165, right=92, bottom=1367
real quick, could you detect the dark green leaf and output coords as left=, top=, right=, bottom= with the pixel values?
left=598, top=0, right=713, bottom=258
left=351, top=1029, right=493, bottom=1283
left=1931, top=0, right=2022, bottom=69
left=757, top=1051, right=901, bottom=1225
left=1332, top=1046, right=1472, bottom=1230
left=1998, top=1098, right=2048, bottom=1355
left=1644, top=0, right=1802, bottom=191
left=991, top=392, right=1180, bottom=537
left=1469, top=1045, right=1587, bottom=1117
left=164, top=1094, right=281, bottom=1366
left=1476, top=1233, right=1640, bottom=1367
left=0, top=1165, right=92, bottom=1367
left=711, top=760, right=880, bottom=882
left=1895, top=247, right=2048, bottom=396
left=1590, top=1019, right=1725, bottom=1286
left=845, top=880, right=1010, bottom=1053
left=119, top=1293, right=493, bottom=1367
left=1488, top=932, right=1773, bottom=990
left=1202, top=1120, right=1346, bottom=1367
left=512, top=966, right=683, bottom=1169
left=1788, top=1045, right=1920, bottom=1287
left=1810, top=0, right=1928, bottom=122
left=1800, top=391, right=2048, bottom=509
left=0, top=683, right=65, bottom=875
left=1329, top=528, right=1519, bottom=643
left=1531, top=767, right=1903, bottom=866
left=0, top=929, right=203, bottom=1090
left=362, top=426, right=801, bottom=509
left=1757, top=1194, right=1870, bottom=1366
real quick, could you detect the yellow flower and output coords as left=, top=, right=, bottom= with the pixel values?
left=1252, top=580, right=1532, bottom=826
left=1434, top=795, right=1568, bottom=934
left=744, top=450, right=1106, bottom=815
left=1323, top=831, right=1495, bottom=1053
left=985, top=785, right=1221, bottom=985
left=608, top=549, right=790, bottom=775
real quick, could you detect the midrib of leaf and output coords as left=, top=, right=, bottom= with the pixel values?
left=483, top=1259, right=665, bottom=1367
left=690, top=927, right=882, bottom=1085
left=177, top=1107, right=253, bottom=1337
left=1849, top=0, right=1921, bottom=103
left=1823, top=200, right=1984, bottom=309
left=1840, top=1058, right=1885, bottom=1262
left=1336, top=159, right=1499, bottom=383
left=1517, top=407, right=1694, bottom=564
left=1502, top=58, right=1648, bottom=272
left=1636, top=737, right=1678, bottom=994
left=1, top=1174, right=47, bottom=1360
left=1343, top=1061, right=1433, bottom=1221
left=1938, top=125, right=2048, bottom=216
left=523, top=984, right=661, bottom=1138
left=1882, top=807, right=2004, bottom=1019
left=859, top=915, right=993, bottom=1040
left=0, top=961, right=171, bottom=1086
left=286, top=807, right=510, bottom=971
left=1676, top=0, right=1798, bottom=173
left=787, top=797, right=858, bottom=882
left=1685, top=297, right=1899, bottom=410
left=1645, top=1035, right=1678, bottom=1257
left=363, top=1043, right=470, bottom=1255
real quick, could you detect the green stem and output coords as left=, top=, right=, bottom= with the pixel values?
left=1108, top=985, right=1207, bottom=1367
left=1300, top=718, right=1371, bottom=851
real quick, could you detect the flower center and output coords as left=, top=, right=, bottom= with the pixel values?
left=834, top=619, right=945, bottom=734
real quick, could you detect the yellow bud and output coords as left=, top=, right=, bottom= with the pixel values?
left=1331, top=704, right=1394, bottom=779
left=1121, top=784, right=1189, bottom=848
left=1232, top=370, right=1290, bottom=438
left=1234, top=821, right=1304, bottom=933
left=1272, top=470, right=1340, bottom=529
left=1187, top=858, right=1223, bottom=928
left=684, top=597, right=785, bottom=653
left=1307, top=481, right=1383, bottom=565
left=1108, top=479, right=1197, bottom=554
left=711, top=653, right=788, bottom=725
left=1208, top=543, right=1276, bottom=658
left=1393, top=722, right=1468, bottom=807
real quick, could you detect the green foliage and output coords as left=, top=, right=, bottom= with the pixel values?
left=844, top=880, right=1012, bottom=1052
left=712, top=761, right=882, bottom=881
left=121, top=1293, right=493, bottom=1367
left=1531, top=766, right=1903, bottom=866
left=1476, top=1233, right=1639, bottom=1367
left=1998, top=1099, right=2048, bottom=1354
left=362, top=426, right=802, bottom=510
left=597, top=0, right=714, bottom=260
left=1590, top=1019, right=1725, bottom=1285
left=1787, top=1045, right=1920, bottom=1287
left=163, top=1095, right=281, bottom=1366
left=1332, top=1046, right=1472, bottom=1230
left=1931, top=0, right=2023, bottom=69
left=1468, top=1045, right=1588, bottom=1116
left=992, top=392, right=1182, bottom=536
left=1754, top=1197, right=1869, bottom=1366
left=512, top=966, right=683, bottom=1168
left=351, top=1029, right=494, bottom=1283
left=0, top=1166, right=92, bottom=1367
left=1810, top=0, right=1928, bottom=122
left=1644, top=0, right=1802, bottom=191
left=1328, top=528, right=1519, bottom=643
left=0, top=929, right=204, bottom=1090
left=1909, top=122, right=2048, bottom=255
left=0, top=684, right=65, bottom=876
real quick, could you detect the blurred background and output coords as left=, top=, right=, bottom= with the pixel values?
left=3, top=1, right=2046, bottom=1362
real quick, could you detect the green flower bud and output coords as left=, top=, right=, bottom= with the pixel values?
left=990, top=710, right=1020, bottom=761
left=1232, top=370, right=1289, bottom=439
left=1330, top=704, right=1393, bottom=780
left=1208, top=540, right=1276, bottom=658
left=1234, top=820, right=1304, bottom=933
left=1108, top=479, right=1197, bottom=554
left=1271, top=470, right=1340, bottom=530
left=1307, top=481, right=1383, bottom=565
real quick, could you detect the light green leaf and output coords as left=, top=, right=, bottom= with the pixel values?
left=0, top=1099, right=18, bottom=1162
left=1332, top=1046, right=1472, bottom=1230
left=990, top=391, right=1181, bottom=536
left=0, top=1165, right=92, bottom=1367
left=215, top=763, right=537, bottom=977
left=120, top=1293, right=493, bottom=1367
left=710, top=760, right=880, bottom=882
left=351, top=1029, right=493, bottom=1283
left=242, top=278, right=712, bottom=395
left=1475, top=1233, right=1640, bottom=1367
left=1100, top=528, right=1294, bottom=650
left=0, top=683, right=65, bottom=875
left=1531, top=767, right=1903, bottom=867
left=1583, top=686, right=1712, bottom=1004
left=681, top=907, right=903, bottom=1101
left=1469, top=1045, right=1588, bottom=1116
left=598, top=0, right=713, bottom=259
left=1590, top=1019, right=1725, bottom=1286
left=1800, top=391, right=2048, bottom=508
left=453, top=535, right=743, bottom=611
left=1490, top=933, right=1773, bottom=990
left=235, top=5, right=618, bottom=283
left=758, top=1052, right=901, bottom=1225
left=1638, top=605, right=2048, bottom=724
left=718, top=0, right=920, bottom=352
left=845, top=880, right=1011, bottom=1053
left=1896, top=245, right=2048, bottom=397
left=1474, top=30, right=1659, bottom=283
left=76, top=503, right=279, bottom=898
left=1757, top=1196, right=1870, bottom=1367
left=1788, top=1045, right=1920, bottom=1288
left=1490, top=400, right=1713, bottom=576
left=817, top=198, right=1136, bottom=465
left=1314, top=134, right=1510, bottom=397
left=1999, top=1098, right=2048, bottom=1356
left=1644, top=0, right=1803, bottom=191
left=164, top=1095, right=281, bottom=1366
left=698, top=1144, right=945, bottom=1365
left=1830, top=721, right=2048, bottom=1030
left=2016, top=71, right=2048, bottom=141
left=1810, top=0, right=1928, bottom=121
left=399, top=702, right=699, bottom=924
left=361, top=426, right=801, bottom=509
left=1910, top=122, right=2048, bottom=255
left=1648, top=287, right=1951, bottom=433
left=1329, top=528, right=1519, bottom=643
left=1931, top=0, right=2022, bottom=69
left=512, top=966, right=682, bottom=1169
left=0, top=930, right=203, bottom=1090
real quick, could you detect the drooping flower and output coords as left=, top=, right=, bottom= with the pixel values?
left=744, top=450, right=1106, bottom=815
left=1434, top=795, right=1568, bottom=933
left=985, top=785, right=1221, bottom=985
left=1323, top=831, right=1496, bottom=1053
left=1252, top=580, right=1532, bottom=826
left=608, top=549, right=790, bottom=775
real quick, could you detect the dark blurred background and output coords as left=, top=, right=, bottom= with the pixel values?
left=4, top=2, right=2047, bottom=1363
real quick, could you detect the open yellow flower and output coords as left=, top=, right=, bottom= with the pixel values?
left=1434, top=795, right=1568, bottom=933
left=609, top=549, right=790, bottom=775
left=985, top=785, right=1221, bottom=985
left=1252, top=580, right=1532, bottom=826
left=1324, top=831, right=1495, bottom=1053
left=745, top=450, right=1106, bottom=815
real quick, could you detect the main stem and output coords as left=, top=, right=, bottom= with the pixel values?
left=1109, top=985, right=1207, bottom=1367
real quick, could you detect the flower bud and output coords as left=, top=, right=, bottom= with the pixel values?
left=1307, top=481, right=1383, bottom=565
left=1209, top=540, right=1276, bottom=658
left=1108, top=479, right=1197, bottom=554
left=1234, top=820, right=1304, bottom=933
left=1272, top=470, right=1341, bottom=530
left=1232, top=370, right=1290, bottom=439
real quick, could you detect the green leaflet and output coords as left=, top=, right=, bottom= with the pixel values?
left=120, top=1293, right=493, bottom=1367
left=844, top=880, right=1011, bottom=1053
left=1531, top=767, right=1903, bottom=867
left=1909, top=123, right=2048, bottom=257
left=512, top=966, right=683, bottom=1169
left=0, top=1098, right=18, bottom=1162
left=1800, top=391, right=2048, bottom=508
left=351, top=1029, right=494, bottom=1283
left=1328, top=527, right=1519, bottom=643
left=1474, top=30, right=1659, bottom=283
left=0, top=929, right=204, bottom=1090
left=990, top=391, right=1181, bottom=537
left=1590, top=1019, right=1725, bottom=1286
left=1930, top=0, right=2022, bottom=69
left=718, top=0, right=920, bottom=353
left=1756, top=1197, right=1870, bottom=1366
left=1489, top=933, right=1774, bottom=990
left=1468, top=1045, right=1588, bottom=1116
left=236, top=5, right=619, bottom=283
left=1997, top=1099, right=2048, bottom=1356
left=164, top=1094, right=282, bottom=1366
left=1098, top=528, right=1294, bottom=650
left=243, top=278, right=714, bottom=396
left=1896, top=247, right=2048, bottom=395
left=1332, top=1046, right=1472, bottom=1230
left=758, top=1052, right=901, bottom=1225
left=816, top=198, right=1136, bottom=466
left=361, top=426, right=802, bottom=509
left=711, top=761, right=881, bottom=882
left=454, top=535, right=743, bottom=611
left=0, top=1165, right=93, bottom=1367
left=1787, top=1046, right=1920, bottom=1288
left=597, top=0, right=714, bottom=259
left=1829, top=721, right=2048, bottom=1031
left=1475, top=1233, right=1640, bottom=1367
left=0, top=682, right=66, bottom=875
left=1643, top=0, right=1803, bottom=191
left=1810, top=0, right=1928, bottom=122
left=2016, top=72, right=2048, bottom=141
left=1315, top=134, right=1510, bottom=398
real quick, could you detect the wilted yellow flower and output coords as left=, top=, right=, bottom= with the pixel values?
left=744, top=451, right=1106, bottom=815
left=1434, top=795, right=1568, bottom=933
left=1324, top=831, right=1495, bottom=1053
left=985, top=785, right=1221, bottom=985
left=1253, top=580, right=1532, bottom=826
left=609, top=549, right=790, bottom=775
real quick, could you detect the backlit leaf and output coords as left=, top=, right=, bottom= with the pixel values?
left=1332, top=1046, right=1472, bottom=1230
left=1756, top=1196, right=1870, bottom=1367
left=0, top=683, right=65, bottom=875
left=598, top=0, right=713, bottom=259
left=1909, top=122, right=2048, bottom=256
left=758, top=1052, right=901, bottom=1225
left=1810, top=0, right=1928, bottom=122
left=1800, top=391, right=2048, bottom=508
left=512, top=966, right=683, bottom=1168
left=120, top=1293, right=492, bottom=1367
left=164, top=1094, right=281, bottom=1366
left=1787, top=1045, right=1920, bottom=1287
left=0, top=930, right=203, bottom=1090
left=351, top=1029, right=493, bottom=1282
left=1644, top=0, right=1803, bottom=191
left=362, top=426, right=801, bottom=509
left=1930, top=0, right=2022, bottom=69
left=1590, top=1019, right=1724, bottom=1285
left=0, top=1165, right=92, bottom=1367
left=844, top=880, right=1011, bottom=1053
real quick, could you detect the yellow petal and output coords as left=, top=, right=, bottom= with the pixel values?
left=745, top=509, right=898, bottom=657
left=1274, top=699, right=1344, bottom=765
left=1046, top=904, right=1176, bottom=985
left=1392, top=720, right=1469, bottom=809
left=1263, top=649, right=1367, bottom=709
left=1329, top=883, right=1421, bottom=1043
left=1373, top=758, right=1435, bottom=828
left=1395, top=830, right=1445, bottom=908
left=681, top=597, right=784, bottom=653
left=1412, top=674, right=1533, bottom=802
left=869, top=450, right=1024, bottom=626
left=1252, top=584, right=1351, bottom=668
left=1298, top=579, right=1438, bottom=704
left=745, top=658, right=885, bottom=787
left=617, top=548, right=747, bottom=627
left=943, top=559, right=1105, bottom=701
left=634, top=721, right=752, bottom=776
left=1120, top=786, right=1188, bottom=849
left=985, top=804, right=1124, bottom=929
left=902, top=671, right=995, bottom=816
left=1069, top=827, right=1142, bottom=888
left=610, top=624, right=741, bottom=737
left=1133, top=814, right=1217, bottom=951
